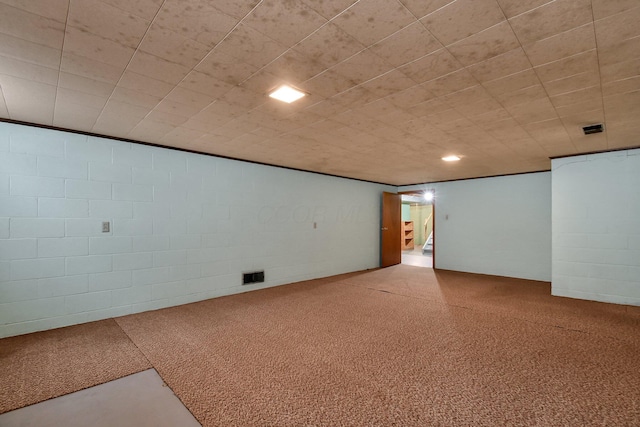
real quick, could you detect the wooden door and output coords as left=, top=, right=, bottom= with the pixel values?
left=381, top=192, right=401, bottom=267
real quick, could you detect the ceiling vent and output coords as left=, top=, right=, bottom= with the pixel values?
left=582, top=123, right=604, bottom=135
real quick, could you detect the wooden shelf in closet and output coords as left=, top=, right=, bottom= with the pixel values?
left=402, top=221, right=414, bottom=250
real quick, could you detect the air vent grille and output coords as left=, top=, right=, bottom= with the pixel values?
left=582, top=123, right=604, bottom=135
left=243, top=271, right=265, bottom=285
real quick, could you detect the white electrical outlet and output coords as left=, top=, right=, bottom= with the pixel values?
left=102, top=221, right=110, bottom=233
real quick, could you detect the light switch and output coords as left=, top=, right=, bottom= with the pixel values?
left=102, top=221, right=110, bottom=233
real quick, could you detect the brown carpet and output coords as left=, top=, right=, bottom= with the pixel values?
left=2, top=266, right=640, bottom=425
left=114, top=266, right=640, bottom=426
left=0, top=319, right=151, bottom=414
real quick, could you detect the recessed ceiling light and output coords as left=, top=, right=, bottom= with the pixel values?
left=423, top=192, right=434, bottom=201
left=442, top=155, right=460, bottom=162
left=268, top=85, right=306, bottom=103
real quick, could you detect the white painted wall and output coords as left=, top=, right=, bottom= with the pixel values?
left=400, top=172, right=552, bottom=281
left=552, top=150, right=640, bottom=306
left=0, top=122, right=393, bottom=338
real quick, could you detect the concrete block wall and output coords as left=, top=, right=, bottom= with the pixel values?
left=400, top=172, right=552, bottom=282
left=552, top=149, right=640, bottom=305
left=0, top=122, right=392, bottom=337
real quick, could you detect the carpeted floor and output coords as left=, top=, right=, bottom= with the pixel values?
left=2, top=265, right=640, bottom=425
left=0, top=318, right=151, bottom=414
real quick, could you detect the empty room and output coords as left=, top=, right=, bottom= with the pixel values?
left=1, top=0, right=639, bottom=425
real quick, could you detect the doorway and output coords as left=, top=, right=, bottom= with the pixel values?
left=400, top=192, right=434, bottom=268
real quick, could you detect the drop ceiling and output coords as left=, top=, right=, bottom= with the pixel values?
left=0, top=0, right=638, bottom=185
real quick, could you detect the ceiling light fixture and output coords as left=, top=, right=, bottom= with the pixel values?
left=268, top=85, right=306, bottom=103
left=442, top=155, right=460, bottom=162
left=423, top=192, right=434, bottom=202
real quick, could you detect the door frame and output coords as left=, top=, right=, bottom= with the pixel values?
left=398, top=190, right=436, bottom=269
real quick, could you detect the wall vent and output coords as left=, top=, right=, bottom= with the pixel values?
left=582, top=123, right=604, bottom=135
left=243, top=271, right=265, bottom=285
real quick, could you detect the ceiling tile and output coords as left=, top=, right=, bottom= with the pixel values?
left=467, top=48, right=531, bottom=83
left=555, top=98, right=602, bottom=119
left=522, top=23, right=596, bottom=67
left=145, top=109, right=188, bottom=127
left=598, top=36, right=640, bottom=67
left=188, top=106, right=232, bottom=128
left=93, top=116, right=142, bottom=137
left=0, top=74, right=56, bottom=123
left=111, top=86, right=162, bottom=109
left=369, top=21, right=442, bottom=67
left=160, top=126, right=204, bottom=146
left=53, top=102, right=101, bottom=130
left=292, top=23, right=365, bottom=68
left=127, top=118, right=175, bottom=141
left=182, top=116, right=229, bottom=133
left=213, top=0, right=266, bottom=19
left=483, top=69, right=541, bottom=96
left=422, top=69, right=477, bottom=97
left=0, top=3, right=65, bottom=49
left=165, top=87, right=215, bottom=111
left=455, top=97, right=503, bottom=118
left=127, top=51, right=190, bottom=84
left=300, top=0, right=357, bottom=20
left=212, top=23, right=288, bottom=69
left=0, top=0, right=69, bottom=22
left=329, top=86, right=380, bottom=109
left=262, top=50, right=326, bottom=84
left=357, top=98, right=398, bottom=118
left=359, top=69, right=415, bottom=98
left=421, top=0, right=505, bottom=46
left=534, top=50, right=598, bottom=83
left=398, top=0, right=455, bottom=19
left=495, top=84, right=548, bottom=108
left=332, top=0, right=415, bottom=46
left=602, top=75, right=640, bottom=97
left=139, top=23, right=210, bottom=69
left=591, top=0, right=639, bottom=19
left=237, top=69, right=283, bottom=95
left=219, top=86, right=265, bottom=110
left=508, top=0, right=592, bottom=45
left=447, top=21, right=520, bottom=66
left=99, top=0, right=163, bottom=21
left=118, top=70, right=174, bottom=98
left=602, top=57, right=640, bottom=84
left=330, top=49, right=394, bottom=85
left=178, top=71, right=235, bottom=98
left=63, top=26, right=135, bottom=68
left=523, top=118, right=574, bottom=149
left=242, top=0, right=327, bottom=47
left=506, top=97, right=558, bottom=124
left=0, top=33, right=61, bottom=68
left=156, top=0, right=238, bottom=48
left=564, top=131, right=608, bottom=153
left=399, top=48, right=462, bottom=84
left=56, top=87, right=108, bottom=110
left=543, top=71, right=601, bottom=97
left=300, top=69, right=356, bottom=98
left=68, top=0, right=150, bottom=48
left=495, top=0, right=550, bottom=19
left=196, top=100, right=247, bottom=120
left=196, top=51, right=258, bottom=86
left=59, top=72, right=115, bottom=97
left=385, top=85, right=436, bottom=109
left=61, top=52, right=124, bottom=84
left=594, top=5, right=640, bottom=48
left=550, top=85, right=602, bottom=108
left=0, top=54, right=58, bottom=85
